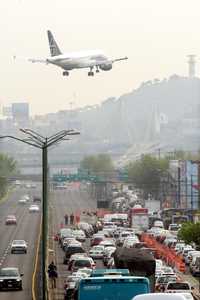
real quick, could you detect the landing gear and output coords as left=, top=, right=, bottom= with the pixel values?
left=88, top=71, right=94, bottom=76
left=88, top=67, right=94, bottom=76
left=96, top=66, right=100, bottom=73
left=63, top=71, right=69, bottom=76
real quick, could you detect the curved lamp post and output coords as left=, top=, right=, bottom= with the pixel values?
left=0, top=129, right=80, bottom=299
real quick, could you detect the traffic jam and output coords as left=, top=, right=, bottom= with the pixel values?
left=54, top=187, right=200, bottom=300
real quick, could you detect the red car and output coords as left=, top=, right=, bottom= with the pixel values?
left=5, top=215, right=17, bottom=225
left=90, top=235, right=104, bottom=247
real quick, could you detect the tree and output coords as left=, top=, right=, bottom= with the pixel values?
left=0, top=154, right=17, bottom=197
left=126, top=154, right=169, bottom=199
left=80, top=154, right=114, bottom=174
left=178, top=222, right=200, bottom=246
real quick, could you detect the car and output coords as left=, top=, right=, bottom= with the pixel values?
left=185, top=251, right=200, bottom=265
left=18, top=198, right=27, bottom=204
left=71, top=257, right=95, bottom=272
left=0, top=267, right=23, bottom=290
left=165, top=282, right=193, bottom=294
left=11, top=240, right=27, bottom=254
left=29, top=204, right=40, bottom=212
left=73, top=230, right=86, bottom=242
left=33, top=196, right=41, bottom=202
left=89, top=245, right=105, bottom=259
left=123, top=237, right=139, bottom=248
left=90, top=235, right=105, bottom=247
left=190, top=256, right=200, bottom=276
left=64, top=275, right=82, bottom=300
left=68, top=254, right=88, bottom=271
left=155, top=275, right=177, bottom=292
left=5, top=215, right=17, bottom=225
left=23, top=194, right=30, bottom=201
left=62, top=237, right=77, bottom=250
left=103, top=246, right=116, bottom=266
left=133, top=293, right=191, bottom=300
left=155, top=259, right=163, bottom=277
left=75, top=267, right=92, bottom=277
left=63, top=244, right=85, bottom=264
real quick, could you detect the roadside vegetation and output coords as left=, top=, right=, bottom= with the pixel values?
left=126, top=154, right=169, bottom=199
left=0, top=153, right=17, bottom=198
left=178, top=222, right=200, bottom=247
left=80, top=154, right=114, bottom=174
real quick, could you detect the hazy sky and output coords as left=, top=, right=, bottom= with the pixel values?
left=1, top=0, right=200, bottom=115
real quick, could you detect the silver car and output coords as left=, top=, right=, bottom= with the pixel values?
left=11, top=240, right=27, bottom=254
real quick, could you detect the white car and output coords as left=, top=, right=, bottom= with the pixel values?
left=11, top=240, right=27, bottom=253
left=165, top=282, right=193, bottom=294
left=89, top=245, right=105, bottom=259
left=99, top=240, right=115, bottom=248
left=18, top=198, right=27, bottom=204
left=23, top=194, right=30, bottom=201
left=133, top=294, right=191, bottom=300
left=123, top=236, right=139, bottom=248
left=155, top=259, right=163, bottom=277
left=73, top=230, right=86, bottom=242
left=29, top=204, right=40, bottom=212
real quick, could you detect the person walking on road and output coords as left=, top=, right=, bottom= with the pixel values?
left=64, top=213, right=69, bottom=225
left=48, top=261, right=58, bottom=289
left=70, top=213, right=74, bottom=225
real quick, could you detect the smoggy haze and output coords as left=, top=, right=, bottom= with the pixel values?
left=1, top=0, right=200, bottom=115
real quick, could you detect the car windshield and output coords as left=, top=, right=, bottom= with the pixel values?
left=157, top=276, right=176, bottom=283
left=13, top=240, right=25, bottom=244
left=0, top=269, right=19, bottom=277
left=74, top=260, right=91, bottom=267
left=167, top=283, right=190, bottom=290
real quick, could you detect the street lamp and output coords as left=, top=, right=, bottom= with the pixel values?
left=0, top=129, right=80, bottom=299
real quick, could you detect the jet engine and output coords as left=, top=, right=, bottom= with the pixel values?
left=99, top=63, right=112, bottom=71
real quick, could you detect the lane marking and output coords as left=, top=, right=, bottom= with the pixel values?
left=32, top=217, right=42, bottom=300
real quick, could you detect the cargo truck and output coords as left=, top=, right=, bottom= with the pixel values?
left=114, top=247, right=155, bottom=292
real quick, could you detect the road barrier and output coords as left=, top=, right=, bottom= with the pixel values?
left=141, top=233, right=186, bottom=273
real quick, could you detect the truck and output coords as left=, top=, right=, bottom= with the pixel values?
left=76, top=276, right=150, bottom=300
left=113, top=247, right=155, bottom=292
left=129, top=207, right=149, bottom=232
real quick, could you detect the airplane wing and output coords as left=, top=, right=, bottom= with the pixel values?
left=112, top=56, right=128, bottom=63
left=94, top=56, right=128, bottom=67
left=13, top=56, right=48, bottom=64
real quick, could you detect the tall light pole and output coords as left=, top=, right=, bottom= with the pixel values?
left=0, top=129, right=80, bottom=299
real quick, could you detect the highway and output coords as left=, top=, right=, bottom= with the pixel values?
left=0, top=185, right=41, bottom=300
left=48, top=183, right=97, bottom=300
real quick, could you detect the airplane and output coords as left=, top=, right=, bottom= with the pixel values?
left=20, top=30, right=128, bottom=76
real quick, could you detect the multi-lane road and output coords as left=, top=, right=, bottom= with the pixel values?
left=0, top=185, right=41, bottom=300
left=0, top=182, right=97, bottom=300
left=48, top=183, right=97, bottom=300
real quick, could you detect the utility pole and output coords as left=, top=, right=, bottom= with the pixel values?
left=0, top=129, right=80, bottom=299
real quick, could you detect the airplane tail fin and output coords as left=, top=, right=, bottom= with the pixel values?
left=47, top=30, right=62, bottom=56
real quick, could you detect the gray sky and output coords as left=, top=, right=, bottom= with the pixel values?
left=1, top=0, right=200, bottom=115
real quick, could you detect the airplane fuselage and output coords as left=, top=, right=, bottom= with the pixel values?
left=47, top=49, right=108, bottom=70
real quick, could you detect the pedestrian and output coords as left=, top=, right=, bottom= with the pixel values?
left=64, top=213, right=69, bottom=225
left=48, top=261, right=58, bottom=289
left=70, top=213, right=74, bottom=225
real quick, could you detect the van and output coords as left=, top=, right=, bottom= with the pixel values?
left=190, top=256, right=200, bottom=276
left=77, top=276, right=150, bottom=300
